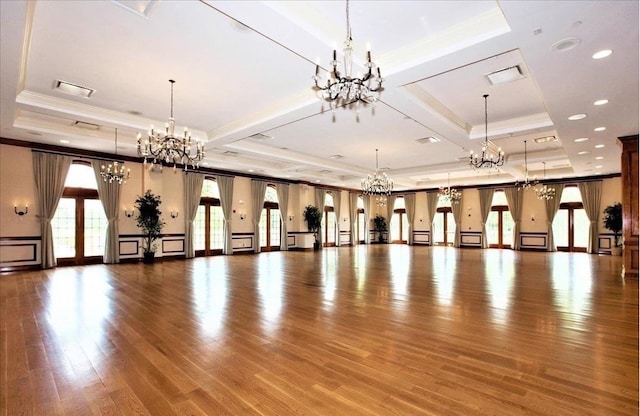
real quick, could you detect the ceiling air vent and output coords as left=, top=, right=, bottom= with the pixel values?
left=534, top=135, right=558, bottom=143
left=55, top=80, right=95, bottom=98
left=249, top=133, right=273, bottom=141
left=485, top=65, right=524, bottom=85
left=73, top=121, right=100, bottom=130
left=417, top=136, right=441, bottom=144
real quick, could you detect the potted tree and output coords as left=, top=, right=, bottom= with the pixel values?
left=373, top=214, right=388, bottom=243
left=603, top=202, right=622, bottom=256
left=135, top=190, right=165, bottom=263
left=303, top=205, right=323, bottom=250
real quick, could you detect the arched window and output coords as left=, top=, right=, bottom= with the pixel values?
left=553, top=186, right=589, bottom=252
left=324, top=193, right=336, bottom=246
left=259, top=186, right=280, bottom=251
left=51, top=162, right=107, bottom=265
left=433, top=196, right=455, bottom=246
left=194, top=178, right=223, bottom=256
left=486, top=190, right=514, bottom=248
left=390, top=197, right=409, bottom=244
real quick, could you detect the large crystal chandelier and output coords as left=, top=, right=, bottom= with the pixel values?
left=515, top=140, right=538, bottom=191
left=362, top=149, right=393, bottom=206
left=535, top=162, right=556, bottom=200
left=312, top=0, right=383, bottom=108
left=438, top=173, right=461, bottom=204
left=470, top=94, right=505, bottom=169
left=137, top=80, right=204, bottom=170
left=100, top=128, right=130, bottom=185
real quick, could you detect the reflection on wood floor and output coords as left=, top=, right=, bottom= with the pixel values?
left=1, top=246, right=638, bottom=415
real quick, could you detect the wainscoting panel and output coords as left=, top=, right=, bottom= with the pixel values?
left=413, top=230, right=430, bottom=245
left=0, top=237, right=40, bottom=268
left=339, top=230, right=351, bottom=245
left=520, top=233, right=548, bottom=250
left=460, top=232, right=482, bottom=248
left=232, top=233, right=254, bottom=253
left=162, top=238, right=185, bottom=255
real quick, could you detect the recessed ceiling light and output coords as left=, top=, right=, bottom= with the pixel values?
left=55, top=80, right=95, bottom=98
left=595, top=144, right=605, bottom=148
left=593, top=99, right=609, bottom=106
left=592, top=49, right=613, bottom=59
left=534, top=135, right=557, bottom=143
left=595, top=156, right=604, bottom=160
left=568, top=113, right=586, bottom=120
left=595, top=165, right=603, bottom=169
left=248, top=169, right=254, bottom=172
left=578, top=151, right=590, bottom=155
left=551, top=37, right=581, bottom=52
left=60, top=139, right=70, bottom=144
left=574, top=137, right=589, bottom=142
left=594, top=127, right=606, bottom=132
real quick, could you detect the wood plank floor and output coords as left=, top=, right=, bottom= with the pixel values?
left=1, top=246, right=638, bottom=415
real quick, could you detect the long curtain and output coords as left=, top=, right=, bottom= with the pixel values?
left=216, top=175, right=235, bottom=255
left=503, top=187, right=523, bottom=250
left=276, top=183, right=290, bottom=251
left=333, top=191, right=342, bottom=247
left=404, top=193, right=416, bottom=245
left=314, top=187, right=326, bottom=247
left=251, top=180, right=268, bottom=253
left=183, top=172, right=204, bottom=258
left=92, top=160, right=122, bottom=263
left=385, top=195, right=397, bottom=244
left=362, top=194, right=371, bottom=244
left=426, top=192, right=439, bottom=246
left=33, top=152, right=72, bottom=269
left=545, top=184, right=565, bottom=251
left=452, top=194, right=463, bottom=248
left=349, top=192, right=359, bottom=245
left=578, top=181, right=602, bottom=254
left=478, top=188, right=494, bottom=249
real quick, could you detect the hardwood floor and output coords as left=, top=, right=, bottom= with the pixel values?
left=1, top=246, right=637, bottom=415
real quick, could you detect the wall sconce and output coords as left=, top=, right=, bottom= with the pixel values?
left=124, top=209, right=134, bottom=218
left=288, top=215, right=294, bottom=221
left=467, top=206, right=472, bottom=217
left=343, top=217, right=348, bottom=222
left=419, top=217, right=423, bottom=222
left=170, top=210, right=179, bottom=219
left=14, top=205, right=28, bottom=216
left=239, top=213, right=246, bottom=220
left=531, top=215, right=535, bottom=222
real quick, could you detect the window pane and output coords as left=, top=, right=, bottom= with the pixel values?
left=390, top=213, right=400, bottom=241
left=201, top=179, right=220, bottom=199
left=265, top=186, right=278, bottom=203
left=194, top=205, right=206, bottom=250
left=324, top=193, right=333, bottom=208
left=436, top=196, right=451, bottom=208
left=446, top=212, right=455, bottom=245
left=358, top=212, right=365, bottom=241
left=502, top=211, right=514, bottom=247
left=357, top=197, right=364, bottom=209
left=574, top=209, right=589, bottom=249
left=210, top=206, right=224, bottom=250
left=270, top=209, right=281, bottom=246
left=433, top=213, right=444, bottom=244
left=65, top=164, right=98, bottom=189
left=401, top=213, right=409, bottom=242
left=491, top=191, right=508, bottom=206
left=553, top=210, right=569, bottom=247
left=394, top=197, right=405, bottom=210
left=560, top=187, right=582, bottom=203
left=326, top=212, right=336, bottom=244
left=259, top=209, right=267, bottom=247
left=52, top=198, right=76, bottom=258
left=487, top=211, right=499, bottom=245
left=84, top=199, right=107, bottom=257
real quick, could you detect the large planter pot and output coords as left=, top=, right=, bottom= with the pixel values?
left=143, top=251, right=156, bottom=264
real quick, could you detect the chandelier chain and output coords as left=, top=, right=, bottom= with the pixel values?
left=469, top=94, right=505, bottom=169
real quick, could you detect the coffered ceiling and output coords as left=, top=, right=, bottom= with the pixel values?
left=1, top=0, right=638, bottom=190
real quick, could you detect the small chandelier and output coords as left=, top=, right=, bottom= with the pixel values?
left=312, top=0, right=383, bottom=108
left=516, top=140, right=538, bottom=191
left=100, top=128, right=130, bottom=185
left=470, top=94, right=505, bottom=169
left=438, top=173, right=462, bottom=204
left=362, top=149, right=393, bottom=205
left=137, top=79, right=204, bottom=170
left=535, top=162, right=556, bottom=200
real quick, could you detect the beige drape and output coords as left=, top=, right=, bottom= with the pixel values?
left=452, top=194, right=463, bottom=248
left=362, top=195, right=371, bottom=244
left=251, top=180, right=268, bottom=253
left=478, top=188, right=494, bottom=249
left=33, top=152, right=72, bottom=269
left=276, top=183, right=290, bottom=251
left=545, top=184, right=565, bottom=251
left=92, top=160, right=122, bottom=263
left=216, top=175, right=235, bottom=255
left=404, top=193, right=416, bottom=245
left=578, top=181, right=602, bottom=253
left=504, top=187, right=523, bottom=250
left=426, top=192, right=439, bottom=246
left=314, top=187, right=326, bottom=247
left=349, top=192, right=359, bottom=245
left=183, top=172, right=204, bottom=258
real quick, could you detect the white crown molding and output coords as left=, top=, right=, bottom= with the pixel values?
left=469, top=112, right=554, bottom=140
